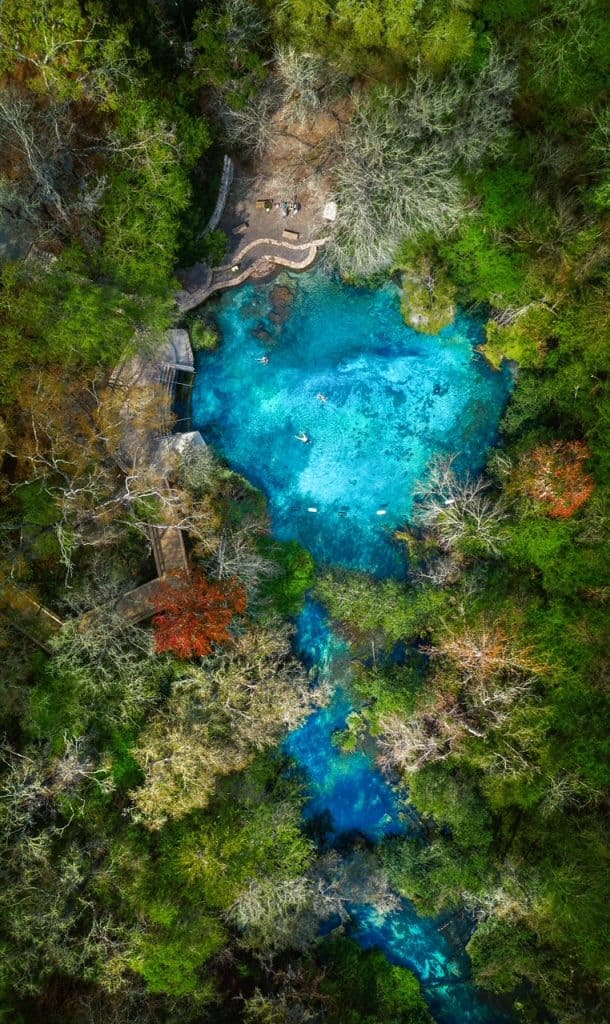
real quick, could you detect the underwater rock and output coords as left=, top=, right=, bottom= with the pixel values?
left=270, top=283, right=296, bottom=324
left=253, top=323, right=273, bottom=343
left=271, top=283, right=295, bottom=307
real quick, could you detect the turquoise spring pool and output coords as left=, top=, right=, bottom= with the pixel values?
left=192, top=269, right=511, bottom=577
left=192, top=269, right=513, bottom=1023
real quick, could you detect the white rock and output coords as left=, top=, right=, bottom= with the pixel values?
left=323, top=201, right=337, bottom=223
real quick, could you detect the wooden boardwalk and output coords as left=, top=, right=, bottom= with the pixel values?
left=148, top=522, right=188, bottom=577
left=110, top=578, right=163, bottom=625
left=18, top=215, right=328, bottom=641
left=176, top=236, right=329, bottom=313
left=1, top=587, right=64, bottom=653
left=79, top=520, right=189, bottom=630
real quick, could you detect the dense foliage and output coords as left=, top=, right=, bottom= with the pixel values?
left=0, top=2, right=608, bottom=1023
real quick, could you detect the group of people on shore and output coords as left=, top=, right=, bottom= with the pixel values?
left=277, top=199, right=301, bottom=217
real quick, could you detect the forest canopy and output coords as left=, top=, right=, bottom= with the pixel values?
left=0, top=2, right=609, bottom=1024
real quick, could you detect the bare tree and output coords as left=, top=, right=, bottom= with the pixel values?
left=274, top=46, right=348, bottom=125
left=377, top=612, right=549, bottom=778
left=330, top=90, right=464, bottom=277
left=409, top=554, right=463, bottom=588
left=329, top=51, right=516, bottom=276
left=462, top=861, right=532, bottom=923
left=227, top=875, right=314, bottom=942
left=222, top=82, right=282, bottom=160
left=414, top=456, right=507, bottom=557
left=199, top=0, right=267, bottom=59
left=213, top=521, right=279, bottom=592
left=244, top=986, right=319, bottom=1024
left=227, top=849, right=399, bottom=957
left=377, top=706, right=463, bottom=775
left=0, top=740, right=109, bottom=845
left=429, top=621, right=547, bottom=688
left=0, top=88, right=107, bottom=238
left=539, top=770, right=603, bottom=817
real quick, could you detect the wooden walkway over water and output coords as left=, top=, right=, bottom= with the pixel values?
left=11, top=188, right=331, bottom=641
left=176, top=236, right=330, bottom=313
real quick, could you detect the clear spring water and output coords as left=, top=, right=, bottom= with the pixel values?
left=192, top=270, right=513, bottom=1022
left=287, top=599, right=407, bottom=843
left=192, top=270, right=511, bottom=577
left=287, top=598, right=511, bottom=1024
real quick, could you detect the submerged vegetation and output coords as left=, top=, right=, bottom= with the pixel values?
left=0, top=2, right=608, bottom=1023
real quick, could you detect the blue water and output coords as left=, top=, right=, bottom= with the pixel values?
left=289, top=600, right=511, bottom=1024
left=192, top=270, right=511, bottom=576
left=287, top=597, right=407, bottom=842
left=286, top=686, right=408, bottom=842
left=192, top=270, right=512, bottom=1023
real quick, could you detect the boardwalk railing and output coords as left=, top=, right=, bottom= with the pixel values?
left=24, top=221, right=329, bottom=639
left=202, top=155, right=234, bottom=236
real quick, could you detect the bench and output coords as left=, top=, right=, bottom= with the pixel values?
left=255, top=199, right=273, bottom=211
left=282, top=229, right=300, bottom=241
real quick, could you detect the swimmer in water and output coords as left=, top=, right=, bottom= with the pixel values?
left=256, top=355, right=269, bottom=364
left=295, top=431, right=310, bottom=443
left=316, top=393, right=328, bottom=403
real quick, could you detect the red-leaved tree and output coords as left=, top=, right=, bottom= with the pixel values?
left=520, top=440, right=595, bottom=518
left=152, top=570, right=247, bottom=659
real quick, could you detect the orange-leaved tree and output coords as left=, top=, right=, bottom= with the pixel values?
left=152, top=570, right=246, bottom=659
left=518, top=440, right=595, bottom=518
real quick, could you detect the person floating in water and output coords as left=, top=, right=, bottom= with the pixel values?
left=295, top=431, right=310, bottom=443
left=316, top=393, right=328, bottom=403
left=256, top=355, right=269, bottom=364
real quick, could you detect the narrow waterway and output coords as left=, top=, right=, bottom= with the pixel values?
left=287, top=598, right=511, bottom=1024
left=192, top=269, right=513, bottom=1022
